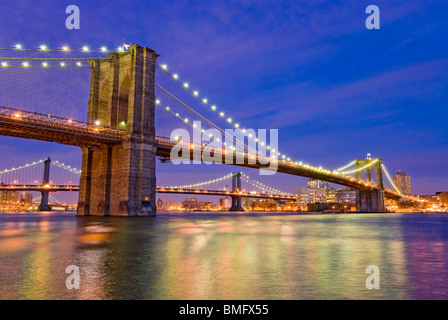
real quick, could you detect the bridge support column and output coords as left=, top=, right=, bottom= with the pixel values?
left=38, top=157, right=52, bottom=211
left=229, top=172, right=244, bottom=211
left=77, top=45, right=158, bottom=217
left=356, top=189, right=385, bottom=213
left=353, top=157, right=386, bottom=213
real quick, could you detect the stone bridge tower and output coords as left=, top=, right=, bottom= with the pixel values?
left=229, top=171, right=244, bottom=211
left=77, top=45, right=158, bottom=216
left=354, top=158, right=385, bottom=213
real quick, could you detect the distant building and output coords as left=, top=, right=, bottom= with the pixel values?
left=242, top=198, right=255, bottom=210
left=336, top=188, right=356, bottom=203
left=308, top=203, right=356, bottom=212
left=0, top=190, right=19, bottom=204
left=326, top=188, right=337, bottom=203
left=219, top=197, right=231, bottom=209
left=436, top=192, right=448, bottom=207
left=297, top=187, right=327, bottom=208
left=250, top=199, right=277, bottom=211
left=182, top=197, right=205, bottom=210
left=157, top=198, right=180, bottom=210
left=393, top=171, right=411, bottom=196
left=307, top=179, right=329, bottom=189
left=297, top=179, right=356, bottom=211
left=20, top=192, right=33, bottom=205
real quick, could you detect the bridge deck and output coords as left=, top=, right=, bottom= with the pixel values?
left=0, top=185, right=295, bottom=200
left=0, top=107, right=401, bottom=200
left=155, top=138, right=402, bottom=200
left=0, top=106, right=124, bottom=147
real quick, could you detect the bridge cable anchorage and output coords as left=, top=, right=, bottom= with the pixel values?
left=155, top=63, right=294, bottom=159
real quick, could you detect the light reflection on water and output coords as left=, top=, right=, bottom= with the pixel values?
left=0, top=212, right=447, bottom=299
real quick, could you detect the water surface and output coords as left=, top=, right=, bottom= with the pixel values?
left=0, top=212, right=447, bottom=299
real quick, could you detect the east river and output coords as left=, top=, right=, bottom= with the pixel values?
left=0, top=212, right=447, bottom=299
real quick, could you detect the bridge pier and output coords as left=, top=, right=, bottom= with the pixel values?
left=356, top=189, right=385, bottom=213
left=229, top=172, right=244, bottom=211
left=77, top=45, right=158, bottom=217
left=354, top=158, right=386, bottom=213
left=38, top=157, right=52, bottom=211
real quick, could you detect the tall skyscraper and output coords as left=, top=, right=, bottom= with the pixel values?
left=393, top=171, right=412, bottom=196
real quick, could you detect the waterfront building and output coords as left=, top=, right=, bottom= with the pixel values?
left=219, top=197, right=231, bottom=210
left=336, top=188, right=356, bottom=203
left=20, top=192, right=33, bottom=205
left=297, top=179, right=356, bottom=211
left=393, top=171, right=412, bottom=196
left=0, top=190, right=19, bottom=204
left=436, top=192, right=448, bottom=207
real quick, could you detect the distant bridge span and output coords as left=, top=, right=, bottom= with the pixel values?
left=0, top=109, right=400, bottom=201
left=0, top=184, right=296, bottom=201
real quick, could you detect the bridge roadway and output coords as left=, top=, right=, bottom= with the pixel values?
left=0, top=185, right=296, bottom=201
left=0, top=106, right=401, bottom=200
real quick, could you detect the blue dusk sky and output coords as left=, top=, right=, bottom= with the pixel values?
left=0, top=0, right=447, bottom=202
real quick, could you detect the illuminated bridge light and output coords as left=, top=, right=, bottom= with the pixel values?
left=62, top=46, right=69, bottom=51
left=82, top=46, right=89, bottom=51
